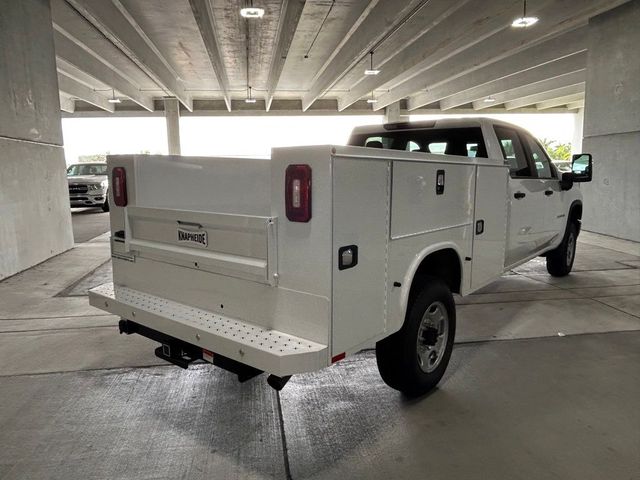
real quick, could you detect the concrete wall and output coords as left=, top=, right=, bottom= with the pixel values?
left=581, top=1, right=640, bottom=242
left=0, top=0, right=73, bottom=279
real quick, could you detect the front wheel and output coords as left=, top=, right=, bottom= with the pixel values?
left=546, top=222, right=578, bottom=277
left=101, top=198, right=110, bottom=212
left=376, top=278, right=456, bottom=397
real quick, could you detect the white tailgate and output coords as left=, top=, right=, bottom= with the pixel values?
left=124, top=206, right=278, bottom=285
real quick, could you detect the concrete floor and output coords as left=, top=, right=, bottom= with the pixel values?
left=0, top=216, right=639, bottom=479
left=71, top=208, right=111, bottom=244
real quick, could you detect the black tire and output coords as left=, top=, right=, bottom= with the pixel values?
left=101, top=199, right=110, bottom=212
left=546, top=221, right=578, bottom=277
left=376, top=278, right=456, bottom=397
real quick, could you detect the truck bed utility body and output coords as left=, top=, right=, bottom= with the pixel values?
left=90, top=118, right=592, bottom=394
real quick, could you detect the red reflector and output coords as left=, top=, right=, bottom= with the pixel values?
left=331, top=352, right=346, bottom=363
left=202, top=349, right=214, bottom=363
left=285, top=164, right=311, bottom=222
left=112, top=167, right=127, bottom=207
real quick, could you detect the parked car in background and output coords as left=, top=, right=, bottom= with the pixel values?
left=67, top=163, right=110, bottom=212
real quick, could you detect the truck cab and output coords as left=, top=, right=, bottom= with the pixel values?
left=89, top=118, right=592, bottom=395
left=348, top=118, right=588, bottom=274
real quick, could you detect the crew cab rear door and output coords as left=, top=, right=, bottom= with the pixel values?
left=494, top=125, right=544, bottom=267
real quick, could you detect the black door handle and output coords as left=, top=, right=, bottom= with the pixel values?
left=514, top=192, right=526, bottom=199
left=545, top=190, right=554, bottom=196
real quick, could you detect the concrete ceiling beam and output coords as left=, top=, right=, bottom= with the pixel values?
left=57, top=72, right=115, bottom=112
left=536, top=93, right=586, bottom=110
left=59, top=94, right=76, bottom=113
left=405, top=26, right=587, bottom=111
left=301, top=0, right=430, bottom=111
left=189, top=0, right=232, bottom=112
left=566, top=100, right=585, bottom=110
left=265, top=0, right=306, bottom=112
left=53, top=28, right=154, bottom=111
left=341, top=0, right=629, bottom=112
left=337, top=0, right=535, bottom=111
left=63, top=0, right=193, bottom=111
left=504, top=83, right=585, bottom=110
left=469, top=70, right=586, bottom=110
left=440, top=51, right=586, bottom=110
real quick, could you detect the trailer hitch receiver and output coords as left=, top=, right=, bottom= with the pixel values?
left=267, top=374, right=291, bottom=391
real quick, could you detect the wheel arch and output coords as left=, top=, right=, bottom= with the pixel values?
left=567, top=200, right=583, bottom=235
left=400, top=243, right=463, bottom=321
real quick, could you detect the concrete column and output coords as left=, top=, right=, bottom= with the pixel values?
left=581, top=1, right=640, bottom=241
left=164, top=97, right=181, bottom=155
left=384, top=102, right=401, bottom=124
left=571, top=108, right=584, bottom=155
left=0, top=0, right=73, bottom=279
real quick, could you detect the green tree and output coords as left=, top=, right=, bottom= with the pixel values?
left=540, top=138, right=572, bottom=161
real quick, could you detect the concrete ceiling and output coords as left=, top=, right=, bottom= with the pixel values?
left=51, top=0, right=629, bottom=116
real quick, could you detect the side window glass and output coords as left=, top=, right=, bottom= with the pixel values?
left=428, top=142, right=447, bottom=154
left=365, top=136, right=385, bottom=149
left=494, top=126, right=531, bottom=177
left=406, top=140, right=420, bottom=152
left=524, top=136, right=554, bottom=178
left=467, top=143, right=478, bottom=157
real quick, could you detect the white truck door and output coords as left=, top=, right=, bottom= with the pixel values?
left=521, top=133, right=565, bottom=247
left=493, top=125, right=542, bottom=267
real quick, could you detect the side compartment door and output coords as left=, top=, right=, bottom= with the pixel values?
left=494, top=125, right=542, bottom=267
left=331, top=157, right=390, bottom=356
left=471, top=165, right=509, bottom=290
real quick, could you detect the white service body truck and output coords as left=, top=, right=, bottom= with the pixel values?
left=89, top=119, right=593, bottom=395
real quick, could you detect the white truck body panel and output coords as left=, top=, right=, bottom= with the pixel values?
left=89, top=118, right=584, bottom=378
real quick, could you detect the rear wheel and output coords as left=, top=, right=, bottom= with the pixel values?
left=546, top=221, right=578, bottom=277
left=376, top=278, right=456, bottom=396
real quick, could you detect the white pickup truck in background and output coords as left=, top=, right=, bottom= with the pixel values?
left=89, top=118, right=593, bottom=396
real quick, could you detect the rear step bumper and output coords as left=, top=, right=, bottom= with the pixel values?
left=89, top=283, right=328, bottom=377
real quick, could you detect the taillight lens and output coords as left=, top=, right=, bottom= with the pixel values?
left=112, top=167, right=127, bottom=207
left=285, top=164, right=311, bottom=222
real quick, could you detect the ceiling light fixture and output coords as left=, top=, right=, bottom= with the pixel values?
left=245, top=86, right=256, bottom=104
left=240, top=1, right=264, bottom=18
left=367, top=91, right=378, bottom=104
left=364, top=51, right=380, bottom=76
left=107, top=89, right=121, bottom=104
left=484, top=96, right=496, bottom=103
left=512, top=0, right=538, bottom=27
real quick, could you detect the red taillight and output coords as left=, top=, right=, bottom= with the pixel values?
left=285, top=164, right=311, bottom=222
left=112, top=167, right=127, bottom=207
